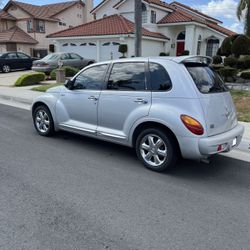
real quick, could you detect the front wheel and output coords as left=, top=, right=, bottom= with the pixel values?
left=33, top=105, right=54, bottom=136
left=136, top=129, right=178, bottom=172
left=2, top=65, right=10, bottom=73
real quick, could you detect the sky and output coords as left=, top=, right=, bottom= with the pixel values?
left=0, top=0, right=244, bottom=33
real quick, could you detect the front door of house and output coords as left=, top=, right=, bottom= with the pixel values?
left=176, top=41, right=185, bottom=56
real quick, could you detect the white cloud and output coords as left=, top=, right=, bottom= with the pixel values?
left=193, top=0, right=244, bottom=33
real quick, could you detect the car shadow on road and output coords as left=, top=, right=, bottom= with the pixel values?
left=53, top=131, right=250, bottom=189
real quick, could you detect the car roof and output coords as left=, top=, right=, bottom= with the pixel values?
left=95, top=56, right=212, bottom=66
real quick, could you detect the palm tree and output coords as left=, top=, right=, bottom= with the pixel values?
left=237, top=0, right=250, bottom=37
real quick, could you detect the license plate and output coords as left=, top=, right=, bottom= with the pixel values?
left=232, top=138, right=237, bottom=146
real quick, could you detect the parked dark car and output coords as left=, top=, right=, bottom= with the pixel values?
left=32, top=52, right=95, bottom=74
left=0, top=52, right=38, bottom=73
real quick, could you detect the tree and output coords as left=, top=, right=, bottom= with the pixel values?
left=237, top=0, right=250, bottom=37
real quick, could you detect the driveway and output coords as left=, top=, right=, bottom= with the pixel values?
left=0, top=70, right=33, bottom=86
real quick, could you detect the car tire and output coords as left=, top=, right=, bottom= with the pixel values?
left=136, top=128, right=178, bottom=172
left=2, top=65, right=10, bottom=73
left=33, top=105, right=54, bottom=136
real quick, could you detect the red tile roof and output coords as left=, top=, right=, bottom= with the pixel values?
left=170, top=1, right=222, bottom=24
left=207, top=23, right=236, bottom=36
left=0, top=26, right=38, bottom=44
left=0, top=10, right=16, bottom=20
left=4, top=0, right=84, bottom=21
left=48, top=14, right=169, bottom=40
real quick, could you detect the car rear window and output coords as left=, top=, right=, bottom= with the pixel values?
left=186, top=63, right=228, bottom=94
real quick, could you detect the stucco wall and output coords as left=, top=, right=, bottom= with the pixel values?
left=0, top=44, right=7, bottom=53
left=8, top=6, right=30, bottom=19
left=95, top=0, right=118, bottom=19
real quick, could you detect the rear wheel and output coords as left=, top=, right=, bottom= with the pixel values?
left=136, top=128, right=178, bottom=172
left=2, top=65, right=10, bottom=73
left=33, top=105, right=54, bottom=136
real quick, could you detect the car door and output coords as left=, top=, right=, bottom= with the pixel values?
left=4, top=52, right=19, bottom=69
left=97, top=61, right=152, bottom=142
left=56, top=64, right=109, bottom=136
left=17, top=52, right=32, bottom=69
left=60, top=53, right=73, bottom=67
left=69, top=53, right=85, bottom=69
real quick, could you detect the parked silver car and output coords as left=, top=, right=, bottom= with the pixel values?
left=32, top=56, right=244, bottom=172
left=32, top=52, right=95, bottom=74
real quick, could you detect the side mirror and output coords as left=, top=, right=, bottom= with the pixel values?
left=65, top=79, right=74, bottom=90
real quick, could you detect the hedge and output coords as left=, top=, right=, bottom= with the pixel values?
left=50, top=66, right=79, bottom=80
left=232, top=35, right=250, bottom=57
left=181, top=50, right=190, bottom=55
left=240, top=70, right=250, bottom=79
left=212, top=55, right=222, bottom=64
left=219, top=66, right=237, bottom=81
left=224, top=56, right=238, bottom=67
left=220, top=37, right=232, bottom=56
left=15, top=72, right=45, bottom=87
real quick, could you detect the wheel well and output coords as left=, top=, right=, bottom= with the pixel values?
left=88, top=61, right=94, bottom=65
left=132, top=122, right=180, bottom=151
left=32, top=102, right=49, bottom=115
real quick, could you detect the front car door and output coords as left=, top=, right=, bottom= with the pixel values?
left=4, top=52, right=19, bottom=69
left=17, top=52, right=32, bottom=69
left=97, top=60, right=152, bottom=142
left=55, top=64, right=109, bottom=136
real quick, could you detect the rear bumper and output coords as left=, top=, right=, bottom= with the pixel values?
left=199, top=124, right=244, bottom=155
left=178, top=124, right=244, bottom=159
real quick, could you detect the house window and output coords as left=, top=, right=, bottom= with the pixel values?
left=27, top=19, right=33, bottom=32
left=36, top=20, right=45, bottom=33
left=89, top=43, right=96, bottom=46
left=62, top=43, right=68, bottom=47
left=197, top=35, right=202, bottom=55
left=59, top=21, right=66, bottom=26
left=142, top=3, right=147, bottom=23
left=70, top=43, right=77, bottom=46
left=151, top=10, right=156, bottom=23
left=80, top=43, right=87, bottom=46
left=206, top=39, right=219, bottom=57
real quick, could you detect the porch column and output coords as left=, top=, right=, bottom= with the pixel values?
left=185, top=25, right=196, bottom=55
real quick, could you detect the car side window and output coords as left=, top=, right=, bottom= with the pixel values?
left=73, top=64, right=108, bottom=90
left=70, top=53, right=82, bottom=60
left=17, top=53, right=29, bottom=59
left=60, top=54, right=70, bottom=60
left=6, top=53, right=18, bottom=59
left=107, top=62, right=146, bottom=91
left=149, top=63, right=172, bottom=91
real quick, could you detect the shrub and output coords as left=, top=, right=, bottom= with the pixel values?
left=240, top=70, right=250, bottom=79
left=212, top=55, right=222, bottom=64
left=242, top=55, right=250, bottom=69
left=237, top=57, right=246, bottom=69
left=219, top=66, right=237, bottom=81
left=181, top=50, right=189, bottom=55
left=15, top=72, right=45, bottom=87
left=217, top=47, right=222, bottom=56
left=232, top=35, right=250, bottom=57
left=159, top=52, right=169, bottom=56
left=220, top=37, right=232, bottom=56
left=224, top=56, right=238, bottom=67
left=50, top=66, right=79, bottom=80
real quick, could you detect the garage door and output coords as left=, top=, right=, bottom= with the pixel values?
left=61, top=42, right=97, bottom=61
left=100, top=42, right=122, bottom=61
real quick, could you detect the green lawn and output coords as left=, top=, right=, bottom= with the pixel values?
left=230, top=90, right=250, bottom=122
left=31, top=84, right=62, bottom=92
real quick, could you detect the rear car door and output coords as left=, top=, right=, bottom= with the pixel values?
left=56, top=64, right=108, bottom=135
left=4, top=52, right=19, bottom=69
left=186, top=64, right=238, bottom=136
left=97, top=61, right=152, bottom=142
left=69, top=53, right=85, bottom=69
left=60, top=53, right=73, bottom=67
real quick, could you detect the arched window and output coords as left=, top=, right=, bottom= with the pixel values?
left=142, top=3, right=147, bottom=23
left=206, top=38, right=219, bottom=57
left=177, top=31, right=186, bottom=41
left=197, top=35, right=202, bottom=55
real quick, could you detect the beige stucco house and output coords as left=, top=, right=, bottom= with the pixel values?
left=0, top=0, right=93, bottom=57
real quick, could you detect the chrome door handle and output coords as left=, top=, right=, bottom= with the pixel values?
left=88, top=96, right=98, bottom=101
left=134, top=98, right=148, bottom=104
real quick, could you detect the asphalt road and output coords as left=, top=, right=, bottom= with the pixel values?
left=0, top=104, right=249, bottom=250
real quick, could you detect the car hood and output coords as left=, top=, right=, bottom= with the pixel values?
left=46, top=85, right=65, bottom=93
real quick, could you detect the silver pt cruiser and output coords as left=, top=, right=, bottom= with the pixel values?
left=32, top=56, right=244, bottom=172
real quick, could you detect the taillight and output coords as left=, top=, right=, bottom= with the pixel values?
left=181, top=115, right=204, bottom=135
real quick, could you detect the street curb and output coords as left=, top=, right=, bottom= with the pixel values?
left=0, top=94, right=33, bottom=105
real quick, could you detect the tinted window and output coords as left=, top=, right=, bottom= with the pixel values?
left=6, top=53, right=18, bottom=59
left=70, top=53, right=82, bottom=60
left=149, top=63, right=172, bottom=91
left=107, top=63, right=146, bottom=91
left=17, top=53, right=29, bottom=59
left=186, top=64, right=228, bottom=94
left=73, top=64, right=107, bottom=90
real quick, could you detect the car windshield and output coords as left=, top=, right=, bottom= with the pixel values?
left=42, top=54, right=60, bottom=61
left=186, top=63, right=228, bottom=94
